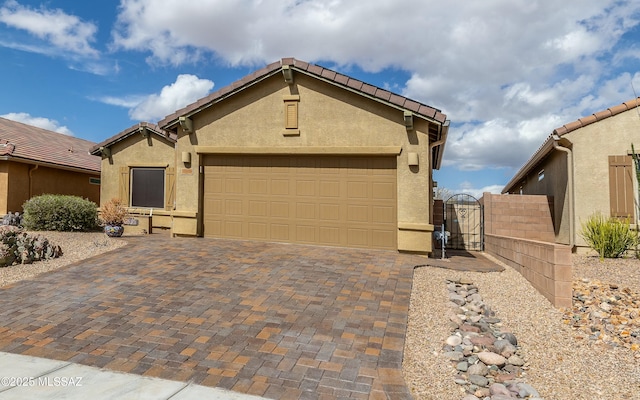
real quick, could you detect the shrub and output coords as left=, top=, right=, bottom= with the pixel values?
left=580, top=213, right=637, bottom=259
left=99, top=198, right=127, bottom=226
left=0, top=226, right=62, bottom=267
left=22, top=194, right=98, bottom=232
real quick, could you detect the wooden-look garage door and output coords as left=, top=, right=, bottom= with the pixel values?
left=203, top=155, right=397, bottom=249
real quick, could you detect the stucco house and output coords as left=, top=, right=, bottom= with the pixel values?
left=89, top=122, right=177, bottom=229
left=503, top=97, right=640, bottom=252
left=95, top=58, right=450, bottom=253
left=0, top=117, right=100, bottom=214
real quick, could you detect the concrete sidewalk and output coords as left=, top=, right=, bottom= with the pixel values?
left=0, top=352, right=265, bottom=400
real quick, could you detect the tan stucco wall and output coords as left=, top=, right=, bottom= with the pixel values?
left=513, top=108, right=640, bottom=250
left=565, top=109, right=640, bottom=248
left=98, top=134, right=175, bottom=207
left=516, top=151, right=571, bottom=244
left=1, top=160, right=99, bottom=213
left=0, top=162, right=8, bottom=214
left=174, top=73, right=437, bottom=251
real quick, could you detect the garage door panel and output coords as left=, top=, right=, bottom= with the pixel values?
left=296, top=202, right=317, bottom=219
left=270, top=201, right=290, bottom=218
left=271, top=179, right=289, bottom=195
left=372, top=206, right=395, bottom=223
left=204, top=155, right=397, bottom=250
left=224, top=221, right=243, bottom=237
left=372, top=182, right=394, bottom=199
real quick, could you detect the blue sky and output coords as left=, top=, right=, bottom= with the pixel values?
left=1, top=0, right=640, bottom=198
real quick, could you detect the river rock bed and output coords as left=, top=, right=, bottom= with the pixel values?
left=444, top=277, right=542, bottom=400
left=562, top=278, right=640, bottom=354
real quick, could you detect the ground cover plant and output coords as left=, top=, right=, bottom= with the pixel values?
left=0, top=226, right=62, bottom=267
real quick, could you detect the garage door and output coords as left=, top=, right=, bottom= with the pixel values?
left=203, top=155, right=397, bottom=249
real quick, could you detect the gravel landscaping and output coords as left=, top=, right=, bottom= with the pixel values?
left=404, top=252, right=640, bottom=400
left=1, top=232, right=639, bottom=399
left=0, top=231, right=126, bottom=287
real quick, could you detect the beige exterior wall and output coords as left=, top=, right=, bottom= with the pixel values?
left=98, top=134, right=176, bottom=207
left=174, top=73, right=436, bottom=251
left=509, top=108, right=640, bottom=250
left=0, top=163, right=8, bottom=214
left=564, top=110, right=639, bottom=248
left=512, top=151, right=571, bottom=244
left=0, top=160, right=99, bottom=214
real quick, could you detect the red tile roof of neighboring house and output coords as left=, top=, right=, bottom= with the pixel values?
left=502, top=97, right=640, bottom=193
left=89, top=122, right=174, bottom=155
left=158, top=57, right=448, bottom=129
left=0, top=117, right=100, bottom=173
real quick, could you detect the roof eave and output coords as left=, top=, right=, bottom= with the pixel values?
left=0, top=155, right=100, bottom=174
left=502, top=136, right=555, bottom=193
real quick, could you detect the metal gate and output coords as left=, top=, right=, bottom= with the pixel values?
left=444, top=193, right=483, bottom=251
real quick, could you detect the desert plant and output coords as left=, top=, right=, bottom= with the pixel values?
left=22, top=194, right=98, bottom=232
left=580, top=212, right=637, bottom=259
left=0, top=226, right=62, bottom=267
left=99, top=198, right=127, bottom=226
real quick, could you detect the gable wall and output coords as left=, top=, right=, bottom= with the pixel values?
left=565, top=109, right=640, bottom=248
left=175, top=73, right=436, bottom=251
left=99, top=134, right=176, bottom=207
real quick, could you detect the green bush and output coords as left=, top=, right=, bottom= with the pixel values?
left=580, top=213, right=637, bottom=259
left=22, top=194, right=98, bottom=232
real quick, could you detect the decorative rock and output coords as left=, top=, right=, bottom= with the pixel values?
left=456, top=361, right=469, bottom=372
left=477, top=351, right=507, bottom=366
left=501, top=332, right=518, bottom=346
left=447, top=335, right=463, bottom=346
left=517, top=382, right=541, bottom=398
left=443, top=278, right=541, bottom=400
left=468, top=374, right=489, bottom=387
left=489, top=383, right=512, bottom=396
left=467, top=362, right=488, bottom=376
left=507, top=355, right=525, bottom=366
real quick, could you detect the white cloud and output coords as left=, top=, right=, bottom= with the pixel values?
left=130, top=74, right=214, bottom=121
left=108, top=0, right=640, bottom=180
left=0, top=0, right=99, bottom=57
left=1, top=112, right=73, bottom=135
left=100, top=74, right=214, bottom=122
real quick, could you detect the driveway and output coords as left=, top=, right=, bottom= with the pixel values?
left=0, top=236, right=425, bottom=399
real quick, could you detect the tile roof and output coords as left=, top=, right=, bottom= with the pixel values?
left=0, top=117, right=100, bottom=173
left=89, top=122, right=174, bottom=155
left=502, top=97, right=640, bottom=193
left=158, top=58, right=448, bottom=129
left=553, top=97, right=640, bottom=136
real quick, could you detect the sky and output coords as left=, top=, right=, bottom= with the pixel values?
left=1, top=0, right=640, bottom=198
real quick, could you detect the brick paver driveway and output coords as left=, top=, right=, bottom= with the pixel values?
left=0, top=236, right=426, bottom=399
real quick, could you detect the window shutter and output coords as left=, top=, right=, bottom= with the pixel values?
left=119, top=167, right=129, bottom=204
left=608, top=155, right=635, bottom=219
left=284, top=102, right=298, bottom=129
left=165, top=167, right=176, bottom=211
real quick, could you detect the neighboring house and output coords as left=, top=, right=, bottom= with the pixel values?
left=0, top=117, right=100, bottom=214
left=96, top=58, right=450, bottom=253
left=89, top=122, right=177, bottom=229
left=503, top=97, right=640, bottom=251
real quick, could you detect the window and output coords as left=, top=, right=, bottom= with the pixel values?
left=538, top=170, right=545, bottom=181
left=130, top=168, right=164, bottom=208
